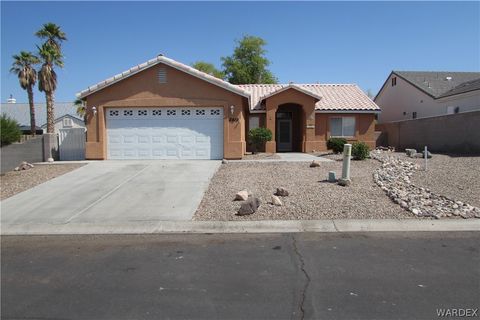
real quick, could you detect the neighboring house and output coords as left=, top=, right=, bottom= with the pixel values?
left=0, top=102, right=85, bottom=134
left=375, top=71, right=480, bottom=123
left=40, top=114, right=85, bottom=133
left=77, top=55, right=380, bottom=160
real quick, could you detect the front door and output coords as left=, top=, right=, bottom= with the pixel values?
left=277, top=117, right=292, bottom=152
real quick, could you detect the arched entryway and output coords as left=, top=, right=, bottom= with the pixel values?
left=276, top=103, right=303, bottom=152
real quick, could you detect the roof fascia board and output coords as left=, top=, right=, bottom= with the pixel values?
left=437, top=88, right=480, bottom=100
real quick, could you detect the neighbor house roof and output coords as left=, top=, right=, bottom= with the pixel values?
left=390, top=71, right=480, bottom=98
left=0, top=102, right=82, bottom=126
left=40, top=114, right=84, bottom=129
left=238, top=84, right=380, bottom=112
left=437, top=77, right=480, bottom=98
left=77, top=55, right=250, bottom=99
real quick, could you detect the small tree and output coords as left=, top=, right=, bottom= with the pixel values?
left=248, top=127, right=272, bottom=154
left=222, top=35, right=277, bottom=84
left=0, top=114, right=22, bottom=146
left=192, top=61, right=224, bottom=79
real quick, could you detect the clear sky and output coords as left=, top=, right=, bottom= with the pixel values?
left=1, top=1, right=479, bottom=103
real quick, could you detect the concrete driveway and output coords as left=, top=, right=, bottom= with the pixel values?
left=1, top=161, right=220, bottom=228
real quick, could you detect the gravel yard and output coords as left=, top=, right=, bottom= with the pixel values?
left=242, top=152, right=281, bottom=160
left=395, top=153, right=480, bottom=208
left=1, top=164, right=85, bottom=200
left=194, top=159, right=412, bottom=221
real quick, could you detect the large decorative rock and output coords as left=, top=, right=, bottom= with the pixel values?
left=222, top=159, right=229, bottom=164
left=338, top=179, right=351, bottom=187
left=405, top=149, right=417, bottom=157
left=275, top=187, right=289, bottom=197
left=14, top=161, right=34, bottom=171
left=271, top=195, right=283, bottom=206
left=310, top=160, right=321, bottom=168
left=234, top=190, right=249, bottom=201
left=237, top=197, right=261, bottom=216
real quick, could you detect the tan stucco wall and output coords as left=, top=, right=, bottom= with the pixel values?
left=264, top=88, right=318, bottom=153
left=261, top=88, right=376, bottom=152
left=84, top=63, right=248, bottom=159
left=376, top=110, right=480, bottom=153
left=315, top=113, right=377, bottom=150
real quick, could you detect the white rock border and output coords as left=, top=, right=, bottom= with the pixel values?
left=371, top=150, right=480, bottom=219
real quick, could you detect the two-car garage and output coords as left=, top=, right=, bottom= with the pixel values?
left=106, top=107, right=224, bottom=160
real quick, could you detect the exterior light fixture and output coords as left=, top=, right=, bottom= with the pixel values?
left=92, top=106, right=97, bottom=115
left=230, top=105, right=235, bottom=116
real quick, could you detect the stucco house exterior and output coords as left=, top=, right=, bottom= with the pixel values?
left=0, top=102, right=85, bottom=134
left=375, top=71, right=480, bottom=123
left=77, top=55, right=380, bottom=160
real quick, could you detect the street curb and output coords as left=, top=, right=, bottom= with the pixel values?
left=1, top=219, right=479, bottom=235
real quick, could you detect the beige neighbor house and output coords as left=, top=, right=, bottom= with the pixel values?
left=77, top=55, right=380, bottom=160
left=375, top=71, right=480, bottom=123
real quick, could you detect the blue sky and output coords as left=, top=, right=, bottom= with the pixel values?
left=1, top=1, right=479, bottom=103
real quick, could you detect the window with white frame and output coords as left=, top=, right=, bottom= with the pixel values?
left=62, top=117, right=73, bottom=128
left=249, top=115, right=260, bottom=129
left=330, top=117, right=355, bottom=137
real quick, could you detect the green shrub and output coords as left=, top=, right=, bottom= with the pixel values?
left=327, top=137, right=347, bottom=154
left=0, top=114, right=21, bottom=146
left=248, top=127, right=272, bottom=153
left=352, top=142, right=370, bottom=160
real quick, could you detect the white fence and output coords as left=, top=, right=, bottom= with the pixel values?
left=58, top=128, right=86, bottom=160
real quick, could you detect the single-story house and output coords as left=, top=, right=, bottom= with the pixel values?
left=375, top=71, right=480, bottom=123
left=77, top=55, right=380, bottom=160
left=0, top=102, right=85, bottom=134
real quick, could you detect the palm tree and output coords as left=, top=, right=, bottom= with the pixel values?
left=74, top=98, right=86, bottom=122
left=35, top=22, right=67, bottom=51
left=10, top=51, right=40, bottom=135
left=37, top=42, right=64, bottom=133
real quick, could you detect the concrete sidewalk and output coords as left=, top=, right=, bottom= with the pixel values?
left=2, top=219, right=479, bottom=235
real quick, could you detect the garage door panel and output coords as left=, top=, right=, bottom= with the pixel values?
left=107, top=107, right=223, bottom=160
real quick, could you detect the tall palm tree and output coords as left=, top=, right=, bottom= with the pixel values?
left=10, top=51, right=40, bottom=135
left=37, top=43, right=64, bottom=133
left=35, top=22, right=67, bottom=51
left=74, top=98, right=86, bottom=123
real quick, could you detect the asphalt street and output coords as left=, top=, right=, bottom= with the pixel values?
left=2, top=232, right=479, bottom=320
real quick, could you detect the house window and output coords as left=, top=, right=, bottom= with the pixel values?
left=330, top=117, right=356, bottom=137
left=249, top=115, right=260, bottom=129
left=62, top=118, right=73, bottom=128
left=391, top=77, right=397, bottom=86
left=412, top=112, right=417, bottom=119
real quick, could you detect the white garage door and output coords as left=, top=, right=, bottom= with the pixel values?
left=106, top=107, right=223, bottom=160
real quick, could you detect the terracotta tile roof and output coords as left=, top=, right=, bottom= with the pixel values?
left=237, top=84, right=380, bottom=112
left=77, top=55, right=379, bottom=113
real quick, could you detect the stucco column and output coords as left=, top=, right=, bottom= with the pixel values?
left=303, top=100, right=317, bottom=152
left=265, top=100, right=277, bottom=153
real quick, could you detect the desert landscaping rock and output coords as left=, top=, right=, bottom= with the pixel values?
left=275, top=187, right=289, bottom=197
left=405, top=149, right=417, bottom=157
left=271, top=195, right=283, bottom=206
left=371, top=150, right=480, bottom=219
left=14, top=161, right=35, bottom=171
left=234, top=190, right=249, bottom=201
left=338, top=179, right=351, bottom=187
left=237, top=197, right=261, bottom=216
left=194, top=160, right=411, bottom=221
left=310, top=160, right=321, bottom=167
left=1, top=164, right=85, bottom=200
